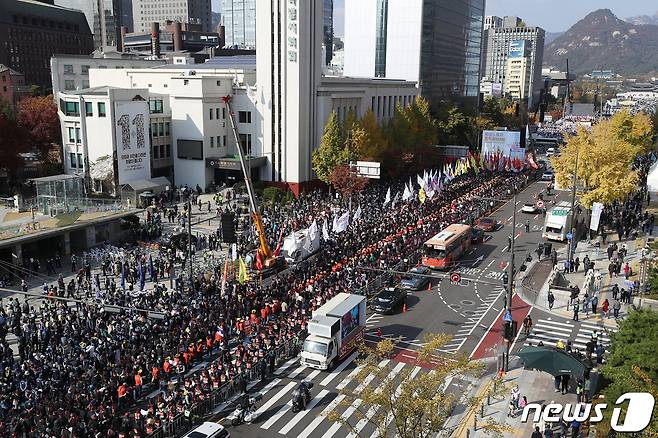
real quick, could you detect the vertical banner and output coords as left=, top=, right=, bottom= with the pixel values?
left=115, top=101, right=151, bottom=184
left=590, top=202, right=604, bottom=231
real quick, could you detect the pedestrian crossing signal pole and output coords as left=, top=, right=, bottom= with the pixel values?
left=505, top=190, right=517, bottom=372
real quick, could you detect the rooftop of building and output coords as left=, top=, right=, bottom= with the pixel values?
left=149, top=55, right=257, bottom=71
left=1, top=0, right=91, bottom=34
left=0, top=64, right=24, bottom=76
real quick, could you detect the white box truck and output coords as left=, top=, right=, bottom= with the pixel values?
left=543, top=201, right=584, bottom=242
left=301, top=293, right=366, bottom=370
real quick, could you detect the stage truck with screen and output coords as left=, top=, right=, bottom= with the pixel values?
left=481, top=130, right=525, bottom=161
left=115, top=101, right=151, bottom=184
left=301, top=293, right=367, bottom=370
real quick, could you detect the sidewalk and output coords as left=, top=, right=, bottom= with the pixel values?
left=452, top=358, right=588, bottom=438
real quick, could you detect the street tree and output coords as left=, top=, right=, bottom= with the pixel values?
left=352, top=109, right=389, bottom=161
left=0, top=113, right=30, bottom=185
left=16, top=95, right=61, bottom=160
left=550, top=111, right=654, bottom=208
left=327, top=334, right=509, bottom=438
left=312, top=111, right=350, bottom=184
left=329, top=164, right=369, bottom=198
left=595, top=310, right=658, bottom=437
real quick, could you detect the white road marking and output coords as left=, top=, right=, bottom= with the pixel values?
left=277, top=389, right=330, bottom=435
left=287, top=365, right=308, bottom=379
left=274, top=357, right=299, bottom=376
left=254, top=381, right=296, bottom=417
left=320, top=352, right=358, bottom=386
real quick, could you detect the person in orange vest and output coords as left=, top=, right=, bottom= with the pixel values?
left=151, top=365, right=160, bottom=384
left=162, top=357, right=171, bottom=375
left=134, top=369, right=143, bottom=401
left=206, top=335, right=213, bottom=353
left=196, top=340, right=204, bottom=359
left=117, top=382, right=128, bottom=409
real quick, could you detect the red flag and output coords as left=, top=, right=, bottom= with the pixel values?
left=255, top=250, right=264, bottom=271
left=273, top=228, right=284, bottom=257
left=526, top=153, right=538, bottom=170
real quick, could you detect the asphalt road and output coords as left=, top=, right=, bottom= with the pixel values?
left=210, top=179, right=578, bottom=438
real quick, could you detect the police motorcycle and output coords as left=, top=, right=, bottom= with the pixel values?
left=291, top=381, right=314, bottom=413
left=227, top=393, right=263, bottom=426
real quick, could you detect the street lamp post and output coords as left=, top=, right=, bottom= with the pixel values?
left=567, top=149, right=579, bottom=265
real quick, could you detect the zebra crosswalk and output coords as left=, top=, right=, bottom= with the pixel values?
left=221, top=354, right=431, bottom=438
left=523, top=317, right=617, bottom=356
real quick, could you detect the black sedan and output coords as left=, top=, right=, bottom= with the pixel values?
left=373, top=287, right=407, bottom=314
left=471, top=227, right=485, bottom=244
left=400, top=266, right=431, bottom=290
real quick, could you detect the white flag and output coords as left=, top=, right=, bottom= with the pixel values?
left=231, top=243, right=237, bottom=261
left=417, top=174, right=425, bottom=189
left=383, top=187, right=391, bottom=206
left=391, top=191, right=400, bottom=205
left=322, top=219, right=330, bottom=241
left=402, top=184, right=412, bottom=201
left=590, top=202, right=604, bottom=231
left=305, top=220, right=319, bottom=253
left=332, top=214, right=339, bottom=232
left=353, top=205, right=362, bottom=222
left=336, top=211, right=350, bottom=233
left=308, top=220, right=318, bottom=241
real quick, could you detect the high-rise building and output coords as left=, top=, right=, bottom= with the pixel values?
left=0, top=0, right=93, bottom=90
left=221, top=0, right=257, bottom=49
left=342, top=0, right=485, bottom=110
left=132, top=0, right=211, bottom=34
left=55, top=0, right=123, bottom=50
left=323, top=0, right=333, bottom=66
left=480, top=16, right=545, bottom=108
left=484, top=15, right=502, bottom=31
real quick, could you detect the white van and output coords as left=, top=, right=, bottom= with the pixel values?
left=181, top=422, right=230, bottom=438
left=545, top=147, right=556, bottom=157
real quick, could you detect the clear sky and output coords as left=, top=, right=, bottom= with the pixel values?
left=485, top=0, right=656, bottom=32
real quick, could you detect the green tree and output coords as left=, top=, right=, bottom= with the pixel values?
left=596, top=310, right=658, bottom=437
left=313, top=111, right=350, bottom=183
left=352, top=109, right=389, bottom=161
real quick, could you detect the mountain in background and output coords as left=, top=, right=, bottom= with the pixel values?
left=543, top=9, right=658, bottom=75
left=544, top=32, right=564, bottom=45
left=625, top=11, right=658, bottom=26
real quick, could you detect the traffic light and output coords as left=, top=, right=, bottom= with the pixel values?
left=221, top=212, right=237, bottom=243
left=502, top=272, right=509, bottom=289
left=503, top=320, right=517, bottom=341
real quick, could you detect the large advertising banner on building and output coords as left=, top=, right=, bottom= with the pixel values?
left=481, top=130, right=522, bottom=158
left=509, top=40, right=527, bottom=58
left=115, top=101, right=151, bottom=184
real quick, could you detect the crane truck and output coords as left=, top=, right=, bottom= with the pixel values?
left=222, top=95, right=284, bottom=271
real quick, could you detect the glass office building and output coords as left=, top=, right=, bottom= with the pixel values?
left=420, top=0, right=484, bottom=107
left=222, top=0, right=257, bottom=49
left=323, top=0, right=334, bottom=65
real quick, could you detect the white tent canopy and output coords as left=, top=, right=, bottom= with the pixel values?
left=647, top=161, right=658, bottom=193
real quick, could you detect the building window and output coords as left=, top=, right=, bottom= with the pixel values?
left=210, top=136, right=214, bottom=148
left=63, top=101, right=79, bottom=116
left=69, top=152, right=77, bottom=168
left=85, top=102, right=93, bottom=116
left=82, top=80, right=89, bottom=89
left=67, top=127, right=75, bottom=143
left=81, top=64, right=90, bottom=74
left=164, top=122, right=170, bottom=136
left=217, top=136, right=221, bottom=147
left=165, top=144, right=171, bottom=158
left=209, top=108, right=213, bottom=120
left=238, top=111, right=251, bottom=123
left=153, top=145, right=159, bottom=159
left=239, top=133, right=252, bottom=154
left=97, top=102, right=106, bottom=117
left=159, top=144, right=164, bottom=158
left=216, top=108, right=220, bottom=119
left=64, top=80, right=75, bottom=90
left=75, top=127, right=81, bottom=143
left=223, top=135, right=227, bottom=147
left=63, top=64, right=74, bottom=74
left=77, top=153, right=83, bottom=169
left=158, top=122, right=164, bottom=137
left=149, top=99, right=163, bottom=114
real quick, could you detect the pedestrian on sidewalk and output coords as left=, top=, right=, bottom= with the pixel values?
left=623, top=262, right=631, bottom=279
left=572, top=299, right=580, bottom=321
left=602, top=298, right=610, bottom=318
left=560, top=374, right=570, bottom=395
left=574, top=257, right=580, bottom=272
left=531, top=426, right=542, bottom=438
left=583, top=292, right=590, bottom=315
left=611, top=284, right=619, bottom=300
left=554, top=375, right=561, bottom=392
left=595, top=240, right=601, bottom=257
left=551, top=249, right=558, bottom=267
left=569, top=258, right=575, bottom=273
left=543, top=424, right=554, bottom=438
left=525, top=220, right=530, bottom=233
left=591, top=295, right=599, bottom=314
left=548, top=291, right=555, bottom=310
left=511, top=385, right=521, bottom=410
left=607, top=245, right=614, bottom=260
left=612, top=298, right=621, bottom=319
left=596, top=343, right=605, bottom=365
left=563, top=259, right=570, bottom=274
left=576, top=380, right=584, bottom=403
left=608, top=261, right=615, bottom=278
left=523, top=316, right=533, bottom=336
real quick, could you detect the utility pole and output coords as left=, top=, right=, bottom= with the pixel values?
left=508, top=190, right=517, bottom=311
left=188, top=199, right=193, bottom=282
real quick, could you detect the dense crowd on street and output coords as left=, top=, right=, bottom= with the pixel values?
left=536, top=115, right=595, bottom=142
left=0, top=167, right=535, bottom=437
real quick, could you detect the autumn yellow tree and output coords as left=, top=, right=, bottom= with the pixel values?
left=327, top=334, right=509, bottom=438
left=551, top=111, right=654, bottom=208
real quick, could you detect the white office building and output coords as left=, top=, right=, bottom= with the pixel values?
left=221, top=0, right=257, bottom=49
left=481, top=16, right=545, bottom=107
left=51, top=54, right=166, bottom=97
left=132, top=0, right=212, bottom=33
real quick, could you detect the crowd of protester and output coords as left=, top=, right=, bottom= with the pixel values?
left=0, top=168, right=534, bottom=437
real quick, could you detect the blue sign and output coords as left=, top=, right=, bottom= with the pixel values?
left=509, top=40, right=527, bottom=58
left=503, top=310, right=512, bottom=322
left=566, top=232, right=573, bottom=241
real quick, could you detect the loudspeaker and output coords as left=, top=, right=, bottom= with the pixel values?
left=221, top=213, right=237, bottom=243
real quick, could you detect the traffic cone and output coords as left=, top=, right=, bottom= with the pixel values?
left=376, top=328, right=382, bottom=337
left=403, top=303, right=407, bottom=313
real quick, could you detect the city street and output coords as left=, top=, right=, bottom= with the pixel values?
left=207, top=179, right=570, bottom=437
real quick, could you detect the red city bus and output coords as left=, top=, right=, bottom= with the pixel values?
left=421, top=224, right=472, bottom=270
